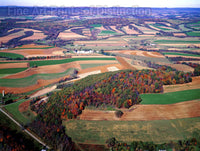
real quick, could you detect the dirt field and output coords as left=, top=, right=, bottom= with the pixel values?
left=157, top=62, right=194, bottom=72
left=0, top=63, right=29, bottom=69
left=3, top=62, right=81, bottom=79
left=173, top=33, right=186, bottom=37
left=78, top=63, right=124, bottom=74
left=30, top=85, right=57, bottom=98
left=58, top=29, right=88, bottom=40
left=110, top=26, right=124, bottom=34
left=116, top=56, right=136, bottom=70
left=79, top=100, right=200, bottom=121
left=2, top=47, right=65, bottom=57
left=0, top=30, right=25, bottom=43
left=18, top=100, right=31, bottom=112
left=122, top=26, right=139, bottom=34
left=164, top=76, right=200, bottom=93
left=106, top=50, right=165, bottom=58
left=74, top=40, right=127, bottom=47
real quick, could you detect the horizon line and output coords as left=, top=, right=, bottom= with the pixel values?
left=0, top=5, right=200, bottom=8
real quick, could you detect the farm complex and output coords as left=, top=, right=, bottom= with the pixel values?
left=0, top=7, right=200, bottom=151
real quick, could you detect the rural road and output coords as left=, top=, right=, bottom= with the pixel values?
left=0, top=108, right=50, bottom=149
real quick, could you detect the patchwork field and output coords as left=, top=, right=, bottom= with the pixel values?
left=0, top=30, right=25, bottom=43
left=64, top=117, right=200, bottom=144
left=122, top=26, right=139, bottom=34
left=58, top=28, right=88, bottom=40
left=1, top=45, right=65, bottom=58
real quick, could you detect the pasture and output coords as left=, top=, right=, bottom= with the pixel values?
left=0, top=68, right=74, bottom=87
left=0, top=52, right=24, bottom=59
left=3, top=99, right=31, bottom=124
left=140, top=89, right=200, bottom=105
left=64, top=117, right=200, bottom=144
left=162, top=52, right=200, bottom=57
left=0, top=68, right=27, bottom=78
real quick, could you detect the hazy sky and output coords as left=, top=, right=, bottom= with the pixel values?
left=1, top=0, right=200, bottom=7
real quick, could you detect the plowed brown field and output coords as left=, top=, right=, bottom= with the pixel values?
left=80, top=100, right=200, bottom=121
left=116, top=56, right=136, bottom=70
left=0, top=63, right=29, bottom=69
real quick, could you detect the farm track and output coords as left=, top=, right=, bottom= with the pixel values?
left=80, top=100, right=200, bottom=121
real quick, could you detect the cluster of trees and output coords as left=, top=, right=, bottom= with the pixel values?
left=0, top=125, right=41, bottom=151
left=106, top=133, right=200, bottom=151
left=29, top=68, right=192, bottom=149
left=26, top=55, right=71, bottom=60
left=181, top=62, right=200, bottom=76
left=169, top=56, right=200, bottom=62
left=31, top=68, right=192, bottom=118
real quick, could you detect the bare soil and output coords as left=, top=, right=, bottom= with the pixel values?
left=80, top=100, right=200, bottom=121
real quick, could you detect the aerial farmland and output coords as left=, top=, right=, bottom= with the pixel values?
left=0, top=6, right=200, bottom=151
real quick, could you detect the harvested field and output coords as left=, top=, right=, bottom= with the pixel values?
left=110, top=26, right=124, bottom=34
left=3, top=47, right=65, bottom=57
left=0, top=30, right=25, bottom=43
left=4, top=62, right=81, bottom=79
left=80, top=100, right=200, bottom=121
left=173, top=33, right=186, bottom=37
left=74, top=40, right=128, bottom=47
left=131, top=24, right=158, bottom=34
left=78, top=70, right=101, bottom=79
left=164, top=54, right=200, bottom=59
left=107, top=66, right=119, bottom=71
left=122, top=26, right=139, bottom=34
left=164, top=76, right=200, bottom=93
left=116, top=56, right=136, bottom=70
left=65, top=117, right=200, bottom=144
left=0, top=62, right=29, bottom=69
left=167, top=64, right=194, bottom=72
left=107, top=50, right=165, bottom=58
left=0, top=75, right=70, bottom=94
left=78, top=63, right=124, bottom=75
left=58, top=29, right=88, bottom=40
left=30, top=85, right=57, bottom=98
left=18, top=100, right=31, bottom=113
left=157, top=62, right=194, bottom=72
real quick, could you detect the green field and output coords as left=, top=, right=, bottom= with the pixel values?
left=91, top=24, right=102, bottom=27
left=3, top=99, right=32, bottom=124
left=154, top=40, right=200, bottom=44
left=11, top=46, right=55, bottom=50
left=150, top=24, right=170, bottom=31
left=0, top=52, right=24, bottom=59
left=64, top=117, right=200, bottom=144
left=0, top=68, right=27, bottom=74
left=0, top=57, right=116, bottom=66
left=100, top=30, right=118, bottom=35
left=29, top=57, right=116, bottom=67
left=80, top=63, right=113, bottom=69
left=186, top=31, right=200, bottom=37
left=162, top=52, right=200, bottom=57
left=140, top=89, right=200, bottom=105
left=0, top=68, right=74, bottom=87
